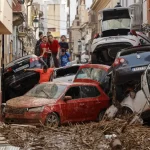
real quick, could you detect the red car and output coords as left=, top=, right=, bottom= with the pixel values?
left=74, top=64, right=110, bottom=93
left=4, top=81, right=110, bottom=126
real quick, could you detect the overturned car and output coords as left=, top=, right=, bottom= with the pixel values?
left=91, top=6, right=150, bottom=65
left=106, top=64, right=150, bottom=124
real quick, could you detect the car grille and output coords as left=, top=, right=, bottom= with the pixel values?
left=5, top=107, right=28, bottom=114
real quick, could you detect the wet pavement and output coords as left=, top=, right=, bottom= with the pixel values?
left=0, top=119, right=149, bottom=150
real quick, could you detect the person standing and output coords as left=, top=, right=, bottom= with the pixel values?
left=40, top=36, right=49, bottom=66
left=47, top=35, right=60, bottom=68
left=59, top=35, right=69, bottom=52
left=35, top=32, right=43, bottom=56
left=24, top=66, right=54, bottom=83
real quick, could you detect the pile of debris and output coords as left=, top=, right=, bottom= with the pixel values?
left=0, top=118, right=149, bottom=150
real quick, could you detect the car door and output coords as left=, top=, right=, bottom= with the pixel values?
left=142, top=64, right=150, bottom=102
left=65, top=86, right=84, bottom=122
left=80, top=85, right=101, bottom=121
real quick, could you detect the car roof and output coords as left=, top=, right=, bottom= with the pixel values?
left=5, top=54, right=37, bottom=68
left=79, top=64, right=110, bottom=71
left=41, top=81, right=98, bottom=86
left=119, top=45, right=150, bottom=56
left=54, top=64, right=82, bottom=71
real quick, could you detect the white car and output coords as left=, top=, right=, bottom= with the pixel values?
left=91, top=6, right=150, bottom=65
left=53, top=64, right=82, bottom=83
left=106, top=64, right=150, bottom=122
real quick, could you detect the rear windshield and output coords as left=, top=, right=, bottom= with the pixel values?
left=103, top=9, right=130, bottom=20
left=55, top=66, right=79, bottom=78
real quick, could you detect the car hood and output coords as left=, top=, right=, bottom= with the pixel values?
left=6, top=96, right=56, bottom=108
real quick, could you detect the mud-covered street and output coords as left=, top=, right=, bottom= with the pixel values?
left=0, top=119, right=150, bottom=150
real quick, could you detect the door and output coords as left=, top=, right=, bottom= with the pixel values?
left=65, top=86, right=83, bottom=122
left=80, top=85, right=101, bottom=121
left=141, top=64, right=150, bottom=102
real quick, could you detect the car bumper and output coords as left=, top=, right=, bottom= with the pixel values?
left=114, top=67, right=144, bottom=85
left=4, top=112, right=46, bottom=125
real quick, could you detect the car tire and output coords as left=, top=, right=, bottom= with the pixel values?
left=98, top=110, right=106, bottom=122
left=122, top=106, right=133, bottom=115
left=45, top=112, right=60, bottom=127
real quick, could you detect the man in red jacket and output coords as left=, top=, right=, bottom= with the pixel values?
left=47, top=35, right=60, bottom=68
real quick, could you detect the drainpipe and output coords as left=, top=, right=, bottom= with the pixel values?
left=27, top=0, right=33, bottom=27
left=2, top=35, right=4, bottom=103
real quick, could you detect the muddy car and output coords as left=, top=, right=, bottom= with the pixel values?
left=106, top=64, right=150, bottom=124
left=3, top=55, right=44, bottom=102
left=91, top=6, right=149, bottom=65
left=4, top=82, right=110, bottom=126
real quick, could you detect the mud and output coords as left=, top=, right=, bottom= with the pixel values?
left=0, top=119, right=149, bottom=150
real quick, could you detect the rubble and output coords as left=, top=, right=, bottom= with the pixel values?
left=0, top=118, right=149, bottom=150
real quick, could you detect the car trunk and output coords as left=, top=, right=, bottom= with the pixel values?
left=92, top=42, right=132, bottom=65
left=121, top=52, right=150, bottom=67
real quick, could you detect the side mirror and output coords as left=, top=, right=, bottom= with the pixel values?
left=64, top=96, right=72, bottom=101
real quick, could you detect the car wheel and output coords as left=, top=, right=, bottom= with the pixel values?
left=45, top=112, right=60, bottom=127
left=122, top=107, right=133, bottom=115
left=98, top=110, right=106, bottom=122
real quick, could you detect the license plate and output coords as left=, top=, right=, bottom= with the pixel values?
left=14, top=64, right=29, bottom=72
left=132, top=66, right=147, bottom=71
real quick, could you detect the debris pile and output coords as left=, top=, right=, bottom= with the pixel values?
left=0, top=119, right=149, bottom=150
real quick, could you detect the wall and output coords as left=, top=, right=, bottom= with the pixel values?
left=47, top=4, right=61, bottom=38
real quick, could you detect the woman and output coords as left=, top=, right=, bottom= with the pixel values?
left=47, top=35, right=60, bottom=68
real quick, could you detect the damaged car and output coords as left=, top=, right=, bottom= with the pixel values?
left=106, top=64, right=150, bottom=124
left=4, top=82, right=110, bottom=126
left=3, top=55, right=45, bottom=102
left=91, top=6, right=150, bottom=65
left=109, top=45, right=150, bottom=101
left=53, top=64, right=82, bottom=83
left=74, top=64, right=110, bottom=94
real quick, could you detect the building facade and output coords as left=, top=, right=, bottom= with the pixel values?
left=0, top=0, right=13, bottom=105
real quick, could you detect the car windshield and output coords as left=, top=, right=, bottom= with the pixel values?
left=102, top=19, right=130, bottom=31
left=26, top=83, right=67, bottom=99
left=76, top=68, right=107, bottom=83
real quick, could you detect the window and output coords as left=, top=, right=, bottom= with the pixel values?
left=81, top=86, right=100, bottom=98
left=77, top=21, right=80, bottom=26
left=76, top=68, right=107, bottom=83
left=65, top=86, right=81, bottom=99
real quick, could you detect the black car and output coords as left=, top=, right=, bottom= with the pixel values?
left=111, top=45, right=150, bottom=85
left=3, top=55, right=44, bottom=102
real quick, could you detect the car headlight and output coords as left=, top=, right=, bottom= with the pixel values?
left=28, top=106, right=44, bottom=112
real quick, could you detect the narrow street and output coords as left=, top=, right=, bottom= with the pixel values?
left=0, top=0, right=150, bottom=149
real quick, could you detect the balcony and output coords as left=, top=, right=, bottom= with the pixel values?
left=0, top=0, right=13, bottom=34
left=13, top=1, right=25, bottom=26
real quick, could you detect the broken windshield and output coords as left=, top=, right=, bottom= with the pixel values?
left=26, top=83, right=66, bottom=99
left=102, top=19, right=130, bottom=31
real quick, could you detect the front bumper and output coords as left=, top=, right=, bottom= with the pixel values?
left=4, top=112, right=46, bottom=125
